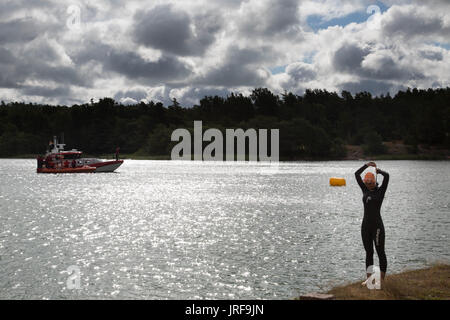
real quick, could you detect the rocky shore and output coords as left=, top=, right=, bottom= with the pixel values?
left=299, top=264, right=450, bottom=300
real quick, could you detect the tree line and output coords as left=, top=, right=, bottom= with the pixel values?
left=0, top=87, right=449, bottom=159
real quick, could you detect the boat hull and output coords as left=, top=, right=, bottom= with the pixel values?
left=37, top=166, right=96, bottom=174
left=89, top=160, right=124, bottom=172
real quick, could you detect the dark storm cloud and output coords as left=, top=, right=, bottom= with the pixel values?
left=0, top=0, right=54, bottom=19
left=0, top=48, right=24, bottom=88
left=4, top=61, right=88, bottom=88
left=1, top=0, right=449, bottom=105
left=382, top=6, right=450, bottom=40
left=420, top=50, right=443, bottom=61
left=197, top=46, right=274, bottom=87
left=226, top=46, right=274, bottom=65
left=133, top=4, right=221, bottom=56
left=333, top=43, right=369, bottom=72
left=20, top=85, right=72, bottom=98
left=31, top=64, right=88, bottom=87
left=71, top=38, right=193, bottom=83
left=239, top=0, right=301, bottom=37
left=0, top=48, right=16, bottom=64
left=0, top=46, right=78, bottom=96
left=105, top=50, right=192, bottom=82
left=362, top=55, right=424, bottom=81
left=199, top=64, right=265, bottom=87
left=72, top=42, right=112, bottom=65
left=0, top=44, right=88, bottom=88
left=0, top=18, right=42, bottom=44
left=0, top=66, right=22, bottom=88
left=286, top=62, right=316, bottom=82
left=265, top=0, right=299, bottom=33
left=332, top=42, right=424, bottom=81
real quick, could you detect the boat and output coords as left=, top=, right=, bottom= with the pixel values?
left=37, top=166, right=96, bottom=174
left=36, top=136, right=124, bottom=173
left=76, top=158, right=124, bottom=172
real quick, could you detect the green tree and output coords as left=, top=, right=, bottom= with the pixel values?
left=250, top=88, right=279, bottom=116
left=142, top=124, right=173, bottom=156
left=363, top=131, right=386, bottom=155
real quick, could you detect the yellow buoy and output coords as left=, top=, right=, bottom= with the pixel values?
left=330, top=177, right=346, bottom=186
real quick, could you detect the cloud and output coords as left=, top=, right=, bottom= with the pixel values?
left=0, top=58, right=86, bottom=90
left=169, top=86, right=232, bottom=106
left=333, top=42, right=369, bottom=73
left=0, top=0, right=54, bottom=20
left=20, top=85, right=72, bottom=98
left=30, top=64, right=88, bottom=86
left=0, top=48, right=16, bottom=64
left=119, top=97, right=138, bottom=105
left=196, top=45, right=275, bottom=87
left=238, top=0, right=302, bottom=37
left=105, top=50, right=192, bottom=83
left=275, top=61, right=317, bottom=92
left=420, top=49, right=443, bottom=61
left=381, top=5, right=450, bottom=41
left=285, top=62, right=317, bottom=81
left=0, top=47, right=24, bottom=88
left=133, top=4, right=221, bottom=56
left=360, top=50, right=424, bottom=81
left=0, top=18, right=42, bottom=44
left=1, top=0, right=450, bottom=104
left=331, top=42, right=424, bottom=81
left=114, top=88, right=149, bottom=102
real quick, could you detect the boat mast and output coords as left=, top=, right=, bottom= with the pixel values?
left=51, top=135, right=66, bottom=153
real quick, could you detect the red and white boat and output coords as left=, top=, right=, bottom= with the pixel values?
left=37, top=166, right=96, bottom=174
left=37, top=137, right=124, bottom=173
left=76, top=158, right=124, bottom=172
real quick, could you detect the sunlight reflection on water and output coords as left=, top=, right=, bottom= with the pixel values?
left=0, top=159, right=448, bottom=299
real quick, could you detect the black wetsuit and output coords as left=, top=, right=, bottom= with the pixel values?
left=355, top=164, right=389, bottom=273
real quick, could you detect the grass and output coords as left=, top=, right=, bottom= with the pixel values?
left=326, top=264, right=450, bottom=300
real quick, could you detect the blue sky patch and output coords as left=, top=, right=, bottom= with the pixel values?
left=307, top=1, right=389, bottom=32
left=435, top=42, right=450, bottom=50
left=269, top=65, right=287, bottom=74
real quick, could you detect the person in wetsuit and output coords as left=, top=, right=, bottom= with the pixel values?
left=355, top=161, right=389, bottom=280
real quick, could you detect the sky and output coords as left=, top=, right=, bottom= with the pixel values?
left=0, top=0, right=449, bottom=106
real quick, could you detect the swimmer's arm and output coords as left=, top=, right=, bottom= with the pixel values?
left=355, top=164, right=368, bottom=191
left=377, top=168, right=389, bottom=192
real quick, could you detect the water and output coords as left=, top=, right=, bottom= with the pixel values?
left=0, top=159, right=449, bottom=299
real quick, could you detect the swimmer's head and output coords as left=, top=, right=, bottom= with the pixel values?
left=363, top=172, right=376, bottom=190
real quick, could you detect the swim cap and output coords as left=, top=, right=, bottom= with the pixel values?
left=363, top=172, right=375, bottom=183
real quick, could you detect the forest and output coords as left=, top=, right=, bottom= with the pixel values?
left=0, top=87, right=449, bottom=159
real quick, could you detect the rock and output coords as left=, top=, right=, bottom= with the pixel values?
left=299, top=293, right=335, bottom=300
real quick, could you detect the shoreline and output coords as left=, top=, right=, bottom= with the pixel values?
left=2, top=154, right=448, bottom=161
left=299, top=264, right=450, bottom=300
left=2, top=140, right=448, bottom=161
